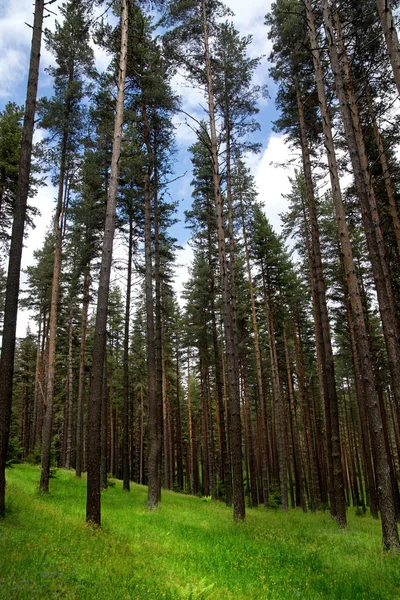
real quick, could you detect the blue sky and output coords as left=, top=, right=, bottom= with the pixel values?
left=0, top=0, right=299, bottom=333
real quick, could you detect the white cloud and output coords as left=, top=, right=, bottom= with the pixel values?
left=0, top=0, right=35, bottom=98
left=174, top=243, right=195, bottom=307
left=228, top=0, right=273, bottom=58
left=251, top=134, right=300, bottom=232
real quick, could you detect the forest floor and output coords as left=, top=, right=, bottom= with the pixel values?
left=0, top=465, right=399, bottom=599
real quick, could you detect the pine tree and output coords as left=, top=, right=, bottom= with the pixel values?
left=86, top=0, right=128, bottom=526
left=0, top=0, right=45, bottom=518
left=39, top=0, right=94, bottom=493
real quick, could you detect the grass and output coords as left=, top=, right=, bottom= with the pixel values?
left=0, top=465, right=399, bottom=599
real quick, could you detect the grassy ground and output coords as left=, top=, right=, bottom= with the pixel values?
left=0, top=465, right=399, bottom=599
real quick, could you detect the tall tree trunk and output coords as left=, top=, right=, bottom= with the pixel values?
left=296, top=80, right=346, bottom=527
left=40, top=154, right=68, bottom=493
left=283, top=321, right=307, bottom=513
left=323, top=0, right=400, bottom=428
left=143, top=103, right=159, bottom=509
left=206, top=198, right=232, bottom=505
left=65, top=304, right=74, bottom=470
left=31, top=311, right=43, bottom=454
left=240, top=349, right=259, bottom=508
left=266, top=290, right=288, bottom=511
left=201, top=0, right=245, bottom=522
left=375, top=0, right=400, bottom=96
left=175, top=344, right=184, bottom=491
left=308, top=0, right=399, bottom=549
left=365, top=86, right=400, bottom=255
left=240, top=196, right=269, bottom=508
left=123, top=211, right=133, bottom=492
left=100, top=356, right=108, bottom=490
left=153, top=160, right=163, bottom=502
left=293, top=322, right=321, bottom=511
left=299, top=180, right=334, bottom=513
left=0, top=0, right=45, bottom=516
left=187, top=354, right=193, bottom=494
left=76, top=267, right=90, bottom=478
left=86, top=0, right=128, bottom=525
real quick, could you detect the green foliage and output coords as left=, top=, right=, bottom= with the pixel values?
left=166, top=580, right=215, bottom=600
left=106, top=475, right=117, bottom=488
left=2, top=465, right=400, bottom=599
left=5, top=436, right=22, bottom=468
left=26, top=444, right=42, bottom=465
left=267, top=482, right=282, bottom=510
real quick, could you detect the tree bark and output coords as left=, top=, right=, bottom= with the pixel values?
left=375, top=0, right=400, bottom=96
left=296, top=80, right=346, bottom=527
left=283, top=321, right=307, bottom=512
left=308, top=0, right=399, bottom=549
left=365, top=86, right=400, bottom=255
left=86, top=0, right=128, bottom=525
left=240, top=195, right=269, bottom=508
left=0, top=0, right=45, bottom=517
left=206, top=198, right=232, bottom=505
left=122, top=211, right=133, bottom=492
left=201, top=0, right=245, bottom=522
left=143, top=103, right=159, bottom=509
left=323, top=0, right=400, bottom=430
left=40, top=161, right=68, bottom=493
left=65, top=304, right=74, bottom=470
left=76, top=267, right=90, bottom=478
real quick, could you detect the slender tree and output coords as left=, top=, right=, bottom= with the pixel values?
left=86, top=0, right=128, bottom=526
left=0, top=0, right=45, bottom=517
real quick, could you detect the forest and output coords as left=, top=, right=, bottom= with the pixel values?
left=1, top=0, right=400, bottom=596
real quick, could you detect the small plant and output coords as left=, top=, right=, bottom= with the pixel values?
left=6, top=436, right=23, bottom=468
left=26, top=444, right=42, bottom=465
left=107, top=475, right=117, bottom=488
left=202, top=495, right=212, bottom=502
left=49, top=467, right=58, bottom=479
left=268, top=483, right=282, bottom=509
left=355, top=505, right=365, bottom=517
left=166, top=580, right=215, bottom=599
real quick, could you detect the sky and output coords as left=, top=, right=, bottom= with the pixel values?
left=0, top=0, right=299, bottom=336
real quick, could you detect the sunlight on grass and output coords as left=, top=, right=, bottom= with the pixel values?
left=0, top=465, right=399, bottom=599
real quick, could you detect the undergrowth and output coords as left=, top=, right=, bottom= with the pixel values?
left=0, top=465, right=399, bottom=599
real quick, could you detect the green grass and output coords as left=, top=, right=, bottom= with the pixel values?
left=0, top=465, right=399, bottom=599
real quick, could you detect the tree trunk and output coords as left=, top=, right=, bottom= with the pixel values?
left=175, top=345, right=184, bottom=491
left=40, top=165, right=67, bottom=493
left=0, top=0, right=45, bottom=516
left=240, top=195, right=269, bottom=508
left=365, top=86, right=400, bottom=255
left=309, top=0, right=399, bottom=549
left=187, top=355, right=193, bottom=494
left=100, top=356, right=108, bottom=490
left=206, top=198, right=232, bottom=505
left=31, top=311, right=43, bottom=454
left=240, top=349, right=259, bottom=508
left=293, top=322, right=321, bottom=511
left=296, top=79, right=346, bottom=528
left=86, top=0, right=128, bottom=526
left=266, top=290, right=288, bottom=511
left=65, top=304, right=74, bottom=470
left=375, top=0, right=400, bottom=96
left=143, top=105, right=159, bottom=509
left=123, top=211, right=133, bottom=492
left=323, top=0, right=400, bottom=430
left=76, top=267, right=90, bottom=478
left=201, top=0, right=245, bottom=522
left=283, top=321, right=307, bottom=512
